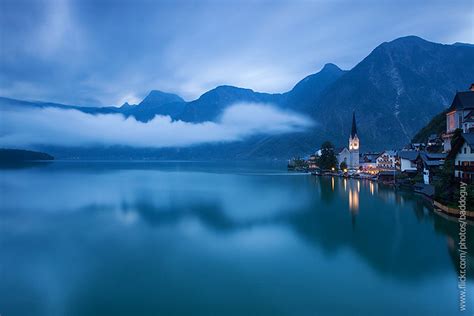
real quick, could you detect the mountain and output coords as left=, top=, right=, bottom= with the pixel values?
left=1, top=35, right=473, bottom=159
left=0, top=148, right=54, bottom=162
left=311, top=36, right=474, bottom=150
left=283, top=63, right=346, bottom=112
left=123, top=90, right=186, bottom=122
left=119, top=102, right=134, bottom=110
left=0, top=91, right=187, bottom=122
left=177, top=64, right=344, bottom=123
left=0, top=96, right=121, bottom=115
left=139, top=90, right=184, bottom=106
left=178, top=85, right=283, bottom=122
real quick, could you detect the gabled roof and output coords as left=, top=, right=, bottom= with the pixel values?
left=423, top=160, right=444, bottom=167
left=447, top=134, right=471, bottom=159
left=463, top=110, right=474, bottom=122
left=378, top=150, right=396, bottom=158
left=337, top=147, right=350, bottom=154
left=447, top=91, right=474, bottom=112
left=398, top=150, right=419, bottom=161
left=462, top=133, right=474, bottom=149
left=424, top=152, right=447, bottom=160
left=418, top=151, right=446, bottom=168
left=361, top=152, right=380, bottom=163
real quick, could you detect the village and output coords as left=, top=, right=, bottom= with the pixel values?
left=288, top=84, right=474, bottom=218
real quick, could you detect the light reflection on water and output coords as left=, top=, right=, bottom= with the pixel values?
left=0, top=161, right=473, bottom=316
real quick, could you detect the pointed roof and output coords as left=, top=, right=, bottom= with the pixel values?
left=447, top=91, right=474, bottom=112
left=351, top=111, right=358, bottom=138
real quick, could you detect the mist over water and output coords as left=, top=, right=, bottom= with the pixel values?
left=0, top=103, right=313, bottom=148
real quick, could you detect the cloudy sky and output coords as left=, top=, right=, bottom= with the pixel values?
left=1, top=0, right=473, bottom=106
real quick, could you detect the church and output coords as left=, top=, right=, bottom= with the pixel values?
left=337, top=112, right=360, bottom=170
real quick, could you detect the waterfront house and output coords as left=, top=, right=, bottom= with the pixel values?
left=308, top=154, right=319, bottom=170
left=397, top=150, right=419, bottom=173
left=415, top=152, right=447, bottom=184
left=360, top=152, right=380, bottom=173
left=376, top=150, right=397, bottom=170
left=448, top=133, right=474, bottom=183
left=442, top=84, right=474, bottom=151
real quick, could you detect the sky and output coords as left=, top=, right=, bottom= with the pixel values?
left=0, top=0, right=473, bottom=106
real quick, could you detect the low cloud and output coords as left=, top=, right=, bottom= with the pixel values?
left=0, top=103, right=313, bottom=148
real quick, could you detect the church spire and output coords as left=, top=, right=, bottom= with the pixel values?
left=351, top=111, right=357, bottom=138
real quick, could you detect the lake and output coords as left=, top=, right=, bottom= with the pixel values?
left=0, top=161, right=473, bottom=315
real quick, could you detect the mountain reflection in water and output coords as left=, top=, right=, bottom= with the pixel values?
left=0, top=161, right=472, bottom=316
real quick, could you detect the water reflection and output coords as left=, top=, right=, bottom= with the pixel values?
left=348, top=180, right=359, bottom=214
left=1, top=162, right=473, bottom=315
left=369, top=181, right=375, bottom=195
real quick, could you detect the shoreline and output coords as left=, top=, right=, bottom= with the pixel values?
left=305, top=171, right=474, bottom=222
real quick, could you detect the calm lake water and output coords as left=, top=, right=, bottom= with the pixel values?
left=1, top=161, right=473, bottom=315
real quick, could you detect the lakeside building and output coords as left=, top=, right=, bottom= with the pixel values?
left=397, top=150, right=418, bottom=173
left=442, top=84, right=474, bottom=151
left=448, top=133, right=474, bottom=183
left=415, top=152, right=446, bottom=184
left=376, top=150, right=397, bottom=170
left=360, top=152, right=380, bottom=173
left=337, top=112, right=360, bottom=170
left=307, top=154, right=318, bottom=170
left=337, top=147, right=351, bottom=168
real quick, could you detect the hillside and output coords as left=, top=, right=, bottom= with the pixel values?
left=411, top=110, right=447, bottom=143
left=0, top=148, right=54, bottom=162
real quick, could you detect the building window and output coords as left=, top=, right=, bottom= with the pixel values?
left=464, top=147, right=467, bottom=154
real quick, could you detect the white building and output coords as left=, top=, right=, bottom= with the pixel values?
left=376, top=151, right=397, bottom=170
left=417, top=152, right=446, bottom=184
left=337, top=148, right=351, bottom=169
left=397, top=151, right=418, bottom=172
left=449, top=133, right=474, bottom=182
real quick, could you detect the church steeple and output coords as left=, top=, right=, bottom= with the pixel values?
left=349, top=111, right=359, bottom=152
left=347, top=111, right=360, bottom=170
left=351, top=111, right=358, bottom=138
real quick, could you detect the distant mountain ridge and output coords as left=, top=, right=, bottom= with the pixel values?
left=1, top=35, right=473, bottom=159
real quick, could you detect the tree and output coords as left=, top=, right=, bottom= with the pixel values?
left=340, top=161, right=348, bottom=171
left=319, top=141, right=338, bottom=171
left=434, top=158, right=455, bottom=204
